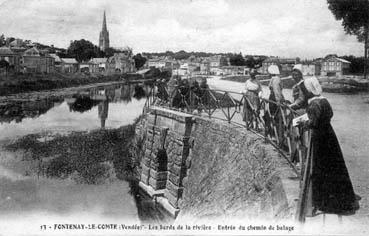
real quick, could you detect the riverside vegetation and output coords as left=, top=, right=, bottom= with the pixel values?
left=0, top=73, right=137, bottom=96
left=5, top=121, right=144, bottom=185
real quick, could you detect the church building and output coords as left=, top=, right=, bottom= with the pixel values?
left=99, top=11, right=110, bottom=52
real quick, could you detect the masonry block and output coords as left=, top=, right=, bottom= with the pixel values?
left=150, top=161, right=161, bottom=171
left=166, top=180, right=184, bottom=198
left=142, top=156, right=151, bottom=166
left=149, top=177, right=167, bottom=190
left=140, top=173, right=149, bottom=185
left=147, top=113, right=156, bottom=125
left=141, top=163, right=150, bottom=177
left=169, top=163, right=183, bottom=175
left=150, top=169, right=168, bottom=181
left=168, top=172, right=181, bottom=186
left=165, top=190, right=180, bottom=208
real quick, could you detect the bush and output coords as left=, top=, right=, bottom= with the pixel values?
left=5, top=125, right=137, bottom=184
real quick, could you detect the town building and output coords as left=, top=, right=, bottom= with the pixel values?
left=61, top=58, right=79, bottom=73
left=208, top=55, right=228, bottom=74
left=300, top=62, right=321, bottom=76
left=88, top=58, right=108, bottom=73
left=147, top=58, right=171, bottom=69
left=21, top=47, right=55, bottom=73
left=99, top=11, right=110, bottom=52
left=0, top=46, right=21, bottom=73
left=106, top=53, right=136, bottom=74
left=320, top=56, right=350, bottom=77
left=199, top=60, right=210, bottom=74
left=49, top=53, right=62, bottom=72
left=261, top=57, right=300, bottom=76
left=146, top=57, right=179, bottom=71
left=220, top=66, right=250, bottom=76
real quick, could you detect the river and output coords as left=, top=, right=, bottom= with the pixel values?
left=0, top=82, right=153, bottom=235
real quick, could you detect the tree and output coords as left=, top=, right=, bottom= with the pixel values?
left=0, top=34, right=5, bottom=47
left=0, top=60, right=9, bottom=77
left=327, top=0, right=369, bottom=78
left=341, top=55, right=365, bottom=74
left=133, top=53, right=147, bottom=70
left=5, top=37, right=15, bottom=46
left=67, top=39, right=102, bottom=62
left=244, top=56, right=256, bottom=68
left=229, top=53, right=246, bottom=66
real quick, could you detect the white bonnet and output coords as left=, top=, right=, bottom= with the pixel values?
left=304, top=76, right=322, bottom=96
left=267, top=65, right=280, bottom=75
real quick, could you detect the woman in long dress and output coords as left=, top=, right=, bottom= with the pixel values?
left=302, top=77, right=358, bottom=215
left=242, top=70, right=262, bottom=128
left=267, top=65, right=285, bottom=146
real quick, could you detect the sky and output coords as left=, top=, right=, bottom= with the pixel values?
left=0, top=0, right=364, bottom=58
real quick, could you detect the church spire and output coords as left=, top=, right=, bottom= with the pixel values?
left=102, top=11, right=107, bottom=32
left=99, top=10, right=110, bottom=52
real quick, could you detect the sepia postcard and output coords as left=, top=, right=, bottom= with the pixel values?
left=0, top=0, right=368, bottom=235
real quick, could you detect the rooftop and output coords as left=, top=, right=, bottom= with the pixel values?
left=0, top=46, right=15, bottom=55
left=49, top=53, right=62, bottom=62
left=89, top=58, right=107, bottom=64
left=61, top=58, right=78, bottom=64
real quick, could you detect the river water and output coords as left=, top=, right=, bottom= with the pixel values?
left=0, top=82, right=151, bottom=234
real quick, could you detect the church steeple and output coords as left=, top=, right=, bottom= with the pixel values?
left=99, top=10, right=110, bottom=52
left=102, top=11, right=107, bottom=32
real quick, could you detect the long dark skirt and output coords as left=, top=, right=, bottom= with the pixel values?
left=268, top=93, right=284, bottom=146
left=307, top=124, right=358, bottom=214
left=243, top=91, right=260, bottom=123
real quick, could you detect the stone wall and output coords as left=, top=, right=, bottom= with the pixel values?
left=178, top=117, right=299, bottom=220
left=136, top=106, right=299, bottom=220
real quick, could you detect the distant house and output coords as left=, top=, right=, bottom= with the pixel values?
left=78, top=58, right=107, bottom=73
left=261, top=57, right=299, bottom=76
left=21, top=47, right=55, bottom=73
left=0, top=46, right=21, bottom=73
left=146, top=58, right=177, bottom=70
left=106, top=53, right=135, bottom=74
left=49, top=53, right=62, bottom=72
left=220, top=66, right=250, bottom=76
left=200, top=60, right=210, bottom=75
left=9, top=39, right=24, bottom=48
left=208, top=55, right=228, bottom=74
left=321, top=56, right=350, bottom=77
left=61, top=58, right=79, bottom=73
left=300, top=62, right=321, bottom=76
left=89, top=58, right=107, bottom=72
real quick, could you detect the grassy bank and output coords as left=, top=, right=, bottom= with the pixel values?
left=5, top=124, right=142, bottom=184
left=220, top=75, right=296, bottom=88
left=0, top=72, right=147, bottom=96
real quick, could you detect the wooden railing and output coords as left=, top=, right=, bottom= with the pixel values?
left=143, top=82, right=311, bottom=222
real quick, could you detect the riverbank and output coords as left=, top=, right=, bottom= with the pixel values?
left=220, top=74, right=369, bottom=93
left=0, top=73, right=129, bottom=96
left=220, top=75, right=296, bottom=88
left=3, top=124, right=139, bottom=184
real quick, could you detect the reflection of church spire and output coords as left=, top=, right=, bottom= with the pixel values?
left=98, top=95, right=109, bottom=129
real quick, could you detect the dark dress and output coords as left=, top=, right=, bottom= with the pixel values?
left=306, top=97, right=357, bottom=214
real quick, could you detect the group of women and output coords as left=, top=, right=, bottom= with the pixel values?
left=242, top=65, right=359, bottom=216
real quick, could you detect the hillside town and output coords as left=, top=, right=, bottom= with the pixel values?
left=0, top=11, right=363, bottom=83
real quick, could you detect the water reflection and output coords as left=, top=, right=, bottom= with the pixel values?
left=0, top=83, right=152, bottom=126
left=0, top=82, right=153, bottom=141
left=68, top=96, right=100, bottom=113
left=0, top=98, right=64, bottom=124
